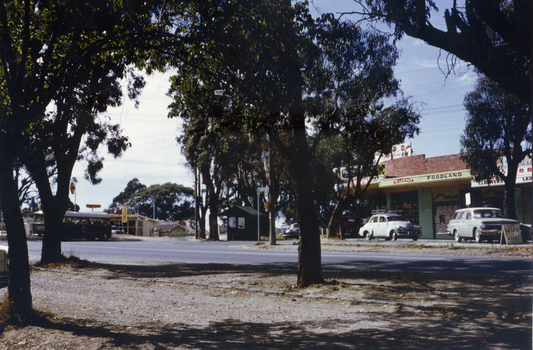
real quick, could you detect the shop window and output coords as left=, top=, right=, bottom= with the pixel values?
left=391, top=191, right=419, bottom=225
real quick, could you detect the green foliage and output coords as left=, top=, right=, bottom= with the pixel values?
left=352, top=0, right=532, bottom=108
left=112, top=180, right=194, bottom=221
left=169, top=0, right=420, bottom=226
left=461, top=75, right=532, bottom=182
left=111, top=178, right=147, bottom=207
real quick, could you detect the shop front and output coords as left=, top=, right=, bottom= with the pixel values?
left=342, top=151, right=532, bottom=239
left=378, top=167, right=472, bottom=239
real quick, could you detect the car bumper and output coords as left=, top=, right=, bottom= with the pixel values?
left=479, top=229, right=502, bottom=237
left=396, top=230, right=421, bottom=238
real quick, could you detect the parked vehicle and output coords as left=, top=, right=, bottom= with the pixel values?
left=446, top=207, right=528, bottom=243
left=359, top=212, right=421, bottom=241
left=0, top=245, right=7, bottom=288
left=283, top=223, right=299, bottom=240
left=337, top=216, right=361, bottom=238
left=32, top=211, right=112, bottom=241
left=111, top=226, right=125, bottom=235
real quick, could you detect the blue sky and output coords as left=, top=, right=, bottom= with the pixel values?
left=70, top=1, right=478, bottom=211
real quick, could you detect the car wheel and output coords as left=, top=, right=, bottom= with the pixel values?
left=391, top=230, right=397, bottom=241
left=366, top=232, right=372, bottom=241
left=474, top=228, right=482, bottom=243
left=454, top=230, right=462, bottom=243
left=412, top=236, right=418, bottom=241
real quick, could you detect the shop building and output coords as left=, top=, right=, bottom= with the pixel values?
left=356, top=152, right=532, bottom=239
left=110, top=214, right=158, bottom=237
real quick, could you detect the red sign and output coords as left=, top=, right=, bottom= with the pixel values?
left=393, top=178, right=414, bottom=184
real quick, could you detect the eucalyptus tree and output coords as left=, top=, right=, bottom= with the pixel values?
left=170, top=69, right=264, bottom=240
left=168, top=0, right=418, bottom=287
left=0, top=0, right=179, bottom=316
left=348, top=0, right=532, bottom=109
left=129, top=183, right=194, bottom=221
left=301, top=19, right=420, bottom=238
left=461, top=76, right=532, bottom=219
left=111, top=178, right=148, bottom=208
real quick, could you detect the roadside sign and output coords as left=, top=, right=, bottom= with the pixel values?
left=502, top=224, right=522, bottom=245
left=122, top=205, right=127, bottom=223
left=70, top=182, right=76, bottom=194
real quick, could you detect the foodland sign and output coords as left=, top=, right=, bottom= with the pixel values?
left=502, top=224, right=522, bottom=245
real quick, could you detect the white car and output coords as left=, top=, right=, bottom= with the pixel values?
left=446, top=207, right=525, bottom=243
left=359, top=213, right=421, bottom=241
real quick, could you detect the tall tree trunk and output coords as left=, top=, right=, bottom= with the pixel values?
left=200, top=202, right=207, bottom=239
left=40, top=213, right=64, bottom=265
left=328, top=198, right=348, bottom=239
left=503, top=166, right=518, bottom=220
left=208, top=210, right=219, bottom=241
left=0, top=153, right=32, bottom=316
left=290, top=111, right=323, bottom=287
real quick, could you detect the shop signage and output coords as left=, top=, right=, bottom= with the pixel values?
left=426, top=172, right=463, bottom=180
left=502, top=224, right=522, bottom=245
left=374, top=142, right=412, bottom=164
left=393, top=178, right=414, bottom=184
left=433, top=191, right=460, bottom=203
left=471, top=164, right=532, bottom=188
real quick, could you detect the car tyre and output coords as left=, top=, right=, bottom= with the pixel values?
left=474, top=228, right=482, bottom=243
left=454, top=230, right=462, bottom=243
left=391, top=230, right=397, bottom=241
left=366, top=232, right=372, bottom=241
left=412, top=235, right=418, bottom=241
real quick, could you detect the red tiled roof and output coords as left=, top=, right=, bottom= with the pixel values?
left=384, top=154, right=468, bottom=177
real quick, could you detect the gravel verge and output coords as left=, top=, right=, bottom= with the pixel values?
left=0, top=236, right=531, bottom=349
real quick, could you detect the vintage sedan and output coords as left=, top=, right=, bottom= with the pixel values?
left=283, top=223, right=300, bottom=240
left=446, top=207, right=522, bottom=243
left=359, top=213, right=421, bottom=241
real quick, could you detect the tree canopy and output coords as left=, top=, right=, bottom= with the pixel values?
left=131, top=183, right=195, bottom=221
left=168, top=0, right=419, bottom=286
left=349, top=0, right=532, bottom=108
left=0, top=0, right=180, bottom=315
left=461, top=75, right=532, bottom=219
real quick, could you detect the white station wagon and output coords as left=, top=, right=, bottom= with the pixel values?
left=359, top=213, right=421, bottom=241
left=446, top=207, right=521, bottom=243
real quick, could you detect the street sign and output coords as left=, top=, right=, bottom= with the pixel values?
left=502, top=224, right=523, bottom=245
left=70, top=182, right=76, bottom=194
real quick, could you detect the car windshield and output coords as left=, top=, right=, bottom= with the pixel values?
left=472, top=210, right=505, bottom=218
left=387, top=216, right=408, bottom=222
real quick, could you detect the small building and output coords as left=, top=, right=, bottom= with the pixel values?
left=219, top=205, right=268, bottom=241
left=158, top=221, right=194, bottom=237
left=110, top=214, right=158, bottom=237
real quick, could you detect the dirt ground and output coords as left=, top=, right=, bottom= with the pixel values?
left=0, top=237, right=531, bottom=349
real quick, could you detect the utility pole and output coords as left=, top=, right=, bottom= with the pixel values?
left=268, top=135, right=276, bottom=245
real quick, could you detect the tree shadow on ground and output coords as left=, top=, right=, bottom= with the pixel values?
left=30, top=306, right=531, bottom=349
left=68, top=260, right=298, bottom=279
left=54, top=261, right=533, bottom=319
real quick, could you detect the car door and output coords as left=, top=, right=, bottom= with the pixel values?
left=375, top=215, right=387, bottom=237
left=460, top=211, right=472, bottom=237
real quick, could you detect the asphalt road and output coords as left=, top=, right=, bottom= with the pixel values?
left=25, top=238, right=533, bottom=276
